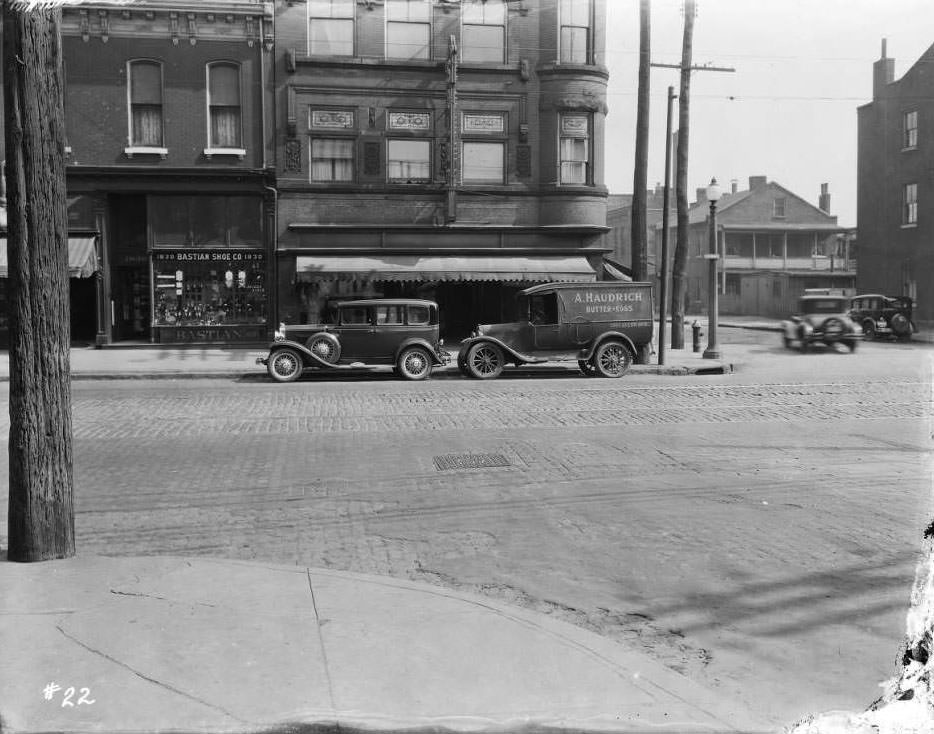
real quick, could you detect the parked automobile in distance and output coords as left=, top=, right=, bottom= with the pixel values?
left=848, top=294, right=916, bottom=340
left=781, top=294, right=861, bottom=352
left=258, top=299, right=450, bottom=382
left=457, top=282, right=654, bottom=379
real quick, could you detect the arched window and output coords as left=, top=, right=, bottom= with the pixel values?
left=208, top=63, right=242, bottom=149
left=128, top=60, right=163, bottom=147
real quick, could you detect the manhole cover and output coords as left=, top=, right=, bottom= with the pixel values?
left=434, top=453, right=511, bottom=471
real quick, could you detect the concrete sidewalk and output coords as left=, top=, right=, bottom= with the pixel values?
left=0, top=555, right=772, bottom=734
left=0, top=321, right=760, bottom=381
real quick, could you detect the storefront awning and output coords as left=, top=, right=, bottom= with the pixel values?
left=0, top=236, right=100, bottom=278
left=295, top=255, right=598, bottom=283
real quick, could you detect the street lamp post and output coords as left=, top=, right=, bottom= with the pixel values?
left=703, top=177, right=722, bottom=360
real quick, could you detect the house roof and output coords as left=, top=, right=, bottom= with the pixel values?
left=682, top=179, right=837, bottom=228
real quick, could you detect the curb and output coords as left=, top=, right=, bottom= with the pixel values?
left=0, top=361, right=735, bottom=382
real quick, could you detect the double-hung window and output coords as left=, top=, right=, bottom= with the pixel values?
left=388, top=139, right=430, bottom=182
left=904, top=183, right=918, bottom=225
left=128, top=60, right=164, bottom=149
left=309, top=0, right=354, bottom=56
left=207, top=63, right=242, bottom=151
left=904, top=110, right=918, bottom=149
left=311, top=139, right=354, bottom=182
left=462, top=0, right=506, bottom=63
left=559, top=114, right=590, bottom=184
left=773, top=197, right=786, bottom=218
left=386, top=0, right=430, bottom=60
left=559, top=0, right=591, bottom=64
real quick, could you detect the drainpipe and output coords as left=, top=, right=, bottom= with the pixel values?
left=263, top=184, right=278, bottom=334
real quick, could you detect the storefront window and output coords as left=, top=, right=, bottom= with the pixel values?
left=153, top=251, right=266, bottom=327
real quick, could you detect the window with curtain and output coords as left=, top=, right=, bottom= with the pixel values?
left=559, top=114, right=589, bottom=184
left=386, top=0, right=430, bottom=60
left=904, top=110, right=918, bottom=149
left=309, top=0, right=354, bottom=55
left=208, top=63, right=241, bottom=149
left=904, top=183, right=918, bottom=225
left=559, top=0, right=591, bottom=63
left=387, top=139, right=430, bottom=182
left=311, top=138, right=354, bottom=182
left=129, top=60, right=163, bottom=147
left=462, top=0, right=505, bottom=63
left=462, top=142, right=504, bottom=183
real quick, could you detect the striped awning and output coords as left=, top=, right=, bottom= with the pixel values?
left=295, top=255, right=598, bottom=283
left=0, top=236, right=100, bottom=278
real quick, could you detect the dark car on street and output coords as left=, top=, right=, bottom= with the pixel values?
left=258, top=299, right=450, bottom=382
left=780, top=294, right=862, bottom=352
left=848, top=294, right=916, bottom=340
left=457, top=282, right=655, bottom=379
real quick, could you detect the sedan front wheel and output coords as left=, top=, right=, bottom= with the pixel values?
left=268, top=348, right=304, bottom=383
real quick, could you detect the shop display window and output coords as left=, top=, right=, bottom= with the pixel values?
left=154, top=253, right=266, bottom=327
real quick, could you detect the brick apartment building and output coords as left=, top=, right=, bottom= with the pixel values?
left=857, top=39, right=934, bottom=324
left=0, top=1, right=276, bottom=346
left=273, top=0, right=611, bottom=340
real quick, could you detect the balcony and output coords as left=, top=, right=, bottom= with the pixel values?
left=724, top=255, right=856, bottom=272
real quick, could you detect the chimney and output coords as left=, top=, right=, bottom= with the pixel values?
left=731, top=179, right=738, bottom=194
left=873, top=38, right=895, bottom=98
left=749, top=175, right=767, bottom=189
left=696, top=187, right=707, bottom=205
left=819, top=183, right=831, bottom=213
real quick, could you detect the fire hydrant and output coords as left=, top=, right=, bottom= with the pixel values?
left=691, top=320, right=702, bottom=352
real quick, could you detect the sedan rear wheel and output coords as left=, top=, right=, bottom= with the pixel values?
left=593, top=340, right=632, bottom=378
left=465, top=342, right=504, bottom=379
left=268, top=348, right=304, bottom=383
left=397, top=346, right=433, bottom=381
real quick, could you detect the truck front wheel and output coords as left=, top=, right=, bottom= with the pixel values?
left=465, top=342, right=504, bottom=379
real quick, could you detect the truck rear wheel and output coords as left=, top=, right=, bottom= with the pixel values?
left=593, top=340, right=632, bottom=378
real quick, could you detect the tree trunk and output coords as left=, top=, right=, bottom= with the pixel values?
left=3, top=4, right=75, bottom=562
left=670, top=0, right=695, bottom=350
left=630, top=0, right=650, bottom=283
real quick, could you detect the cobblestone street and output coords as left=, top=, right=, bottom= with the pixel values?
left=0, top=337, right=931, bottom=727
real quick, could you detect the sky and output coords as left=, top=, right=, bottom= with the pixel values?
left=603, top=0, right=934, bottom=226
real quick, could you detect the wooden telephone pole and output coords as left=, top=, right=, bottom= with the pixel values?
left=3, top=2, right=76, bottom=561
left=651, top=0, right=734, bottom=350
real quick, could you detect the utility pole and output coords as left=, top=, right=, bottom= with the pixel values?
left=3, top=3, right=76, bottom=561
left=657, top=86, right=675, bottom=366
left=651, top=0, right=734, bottom=350
left=631, top=0, right=650, bottom=284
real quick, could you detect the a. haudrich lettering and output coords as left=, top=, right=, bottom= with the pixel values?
left=573, top=291, right=643, bottom=303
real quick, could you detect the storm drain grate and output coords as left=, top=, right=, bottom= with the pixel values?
left=434, top=453, right=511, bottom=471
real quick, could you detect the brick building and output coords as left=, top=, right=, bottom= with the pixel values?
left=273, top=0, right=611, bottom=340
left=857, top=39, right=934, bottom=324
left=656, top=177, right=853, bottom=318
left=57, top=0, right=275, bottom=345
